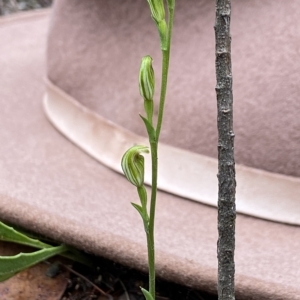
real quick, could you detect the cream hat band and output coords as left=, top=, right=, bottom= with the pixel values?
left=44, top=79, right=300, bottom=226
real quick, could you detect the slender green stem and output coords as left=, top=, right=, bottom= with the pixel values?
left=147, top=141, right=158, bottom=298
left=123, top=2, right=175, bottom=298
left=146, top=3, right=176, bottom=299
left=155, top=4, right=175, bottom=140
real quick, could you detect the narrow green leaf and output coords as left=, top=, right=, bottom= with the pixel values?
left=0, top=221, right=51, bottom=249
left=131, top=202, right=149, bottom=231
left=131, top=203, right=145, bottom=219
left=0, top=245, right=68, bottom=278
left=63, top=249, right=94, bottom=268
left=141, top=288, right=155, bottom=300
left=137, top=186, right=148, bottom=210
left=0, top=222, right=93, bottom=267
left=0, top=273, right=17, bottom=282
left=140, top=115, right=156, bottom=143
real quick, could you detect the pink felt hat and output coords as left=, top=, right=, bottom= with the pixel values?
left=0, top=1, right=299, bottom=299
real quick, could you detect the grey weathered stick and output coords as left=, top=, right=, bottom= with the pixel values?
left=214, top=0, right=236, bottom=299
left=0, top=0, right=3, bottom=16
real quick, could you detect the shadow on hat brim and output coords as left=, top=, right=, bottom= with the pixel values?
left=0, top=10, right=300, bottom=300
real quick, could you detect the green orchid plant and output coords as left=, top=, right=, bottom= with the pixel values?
left=121, top=0, right=176, bottom=299
left=0, top=1, right=176, bottom=297
left=0, top=221, right=92, bottom=281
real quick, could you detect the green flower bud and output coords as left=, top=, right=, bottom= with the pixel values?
left=147, top=0, right=165, bottom=23
left=121, top=145, right=149, bottom=187
left=147, top=0, right=168, bottom=50
left=139, top=55, right=155, bottom=102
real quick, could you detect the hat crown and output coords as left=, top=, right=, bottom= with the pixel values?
left=47, top=0, right=300, bottom=178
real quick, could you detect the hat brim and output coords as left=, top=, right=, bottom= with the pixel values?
left=0, top=10, right=299, bottom=300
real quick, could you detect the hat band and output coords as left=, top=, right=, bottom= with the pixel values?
left=43, top=78, right=300, bottom=226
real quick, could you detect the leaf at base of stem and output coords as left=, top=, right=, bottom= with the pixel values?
left=141, top=287, right=155, bottom=300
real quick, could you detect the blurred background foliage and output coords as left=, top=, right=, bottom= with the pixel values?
left=0, top=0, right=52, bottom=15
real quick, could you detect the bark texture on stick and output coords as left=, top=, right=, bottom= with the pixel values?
left=214, top=0, right=236, bottom=299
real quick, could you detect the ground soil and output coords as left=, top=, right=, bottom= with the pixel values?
left=0, top=0, right=51, bottom=16
left=60, top=255, right=218, bottom=300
